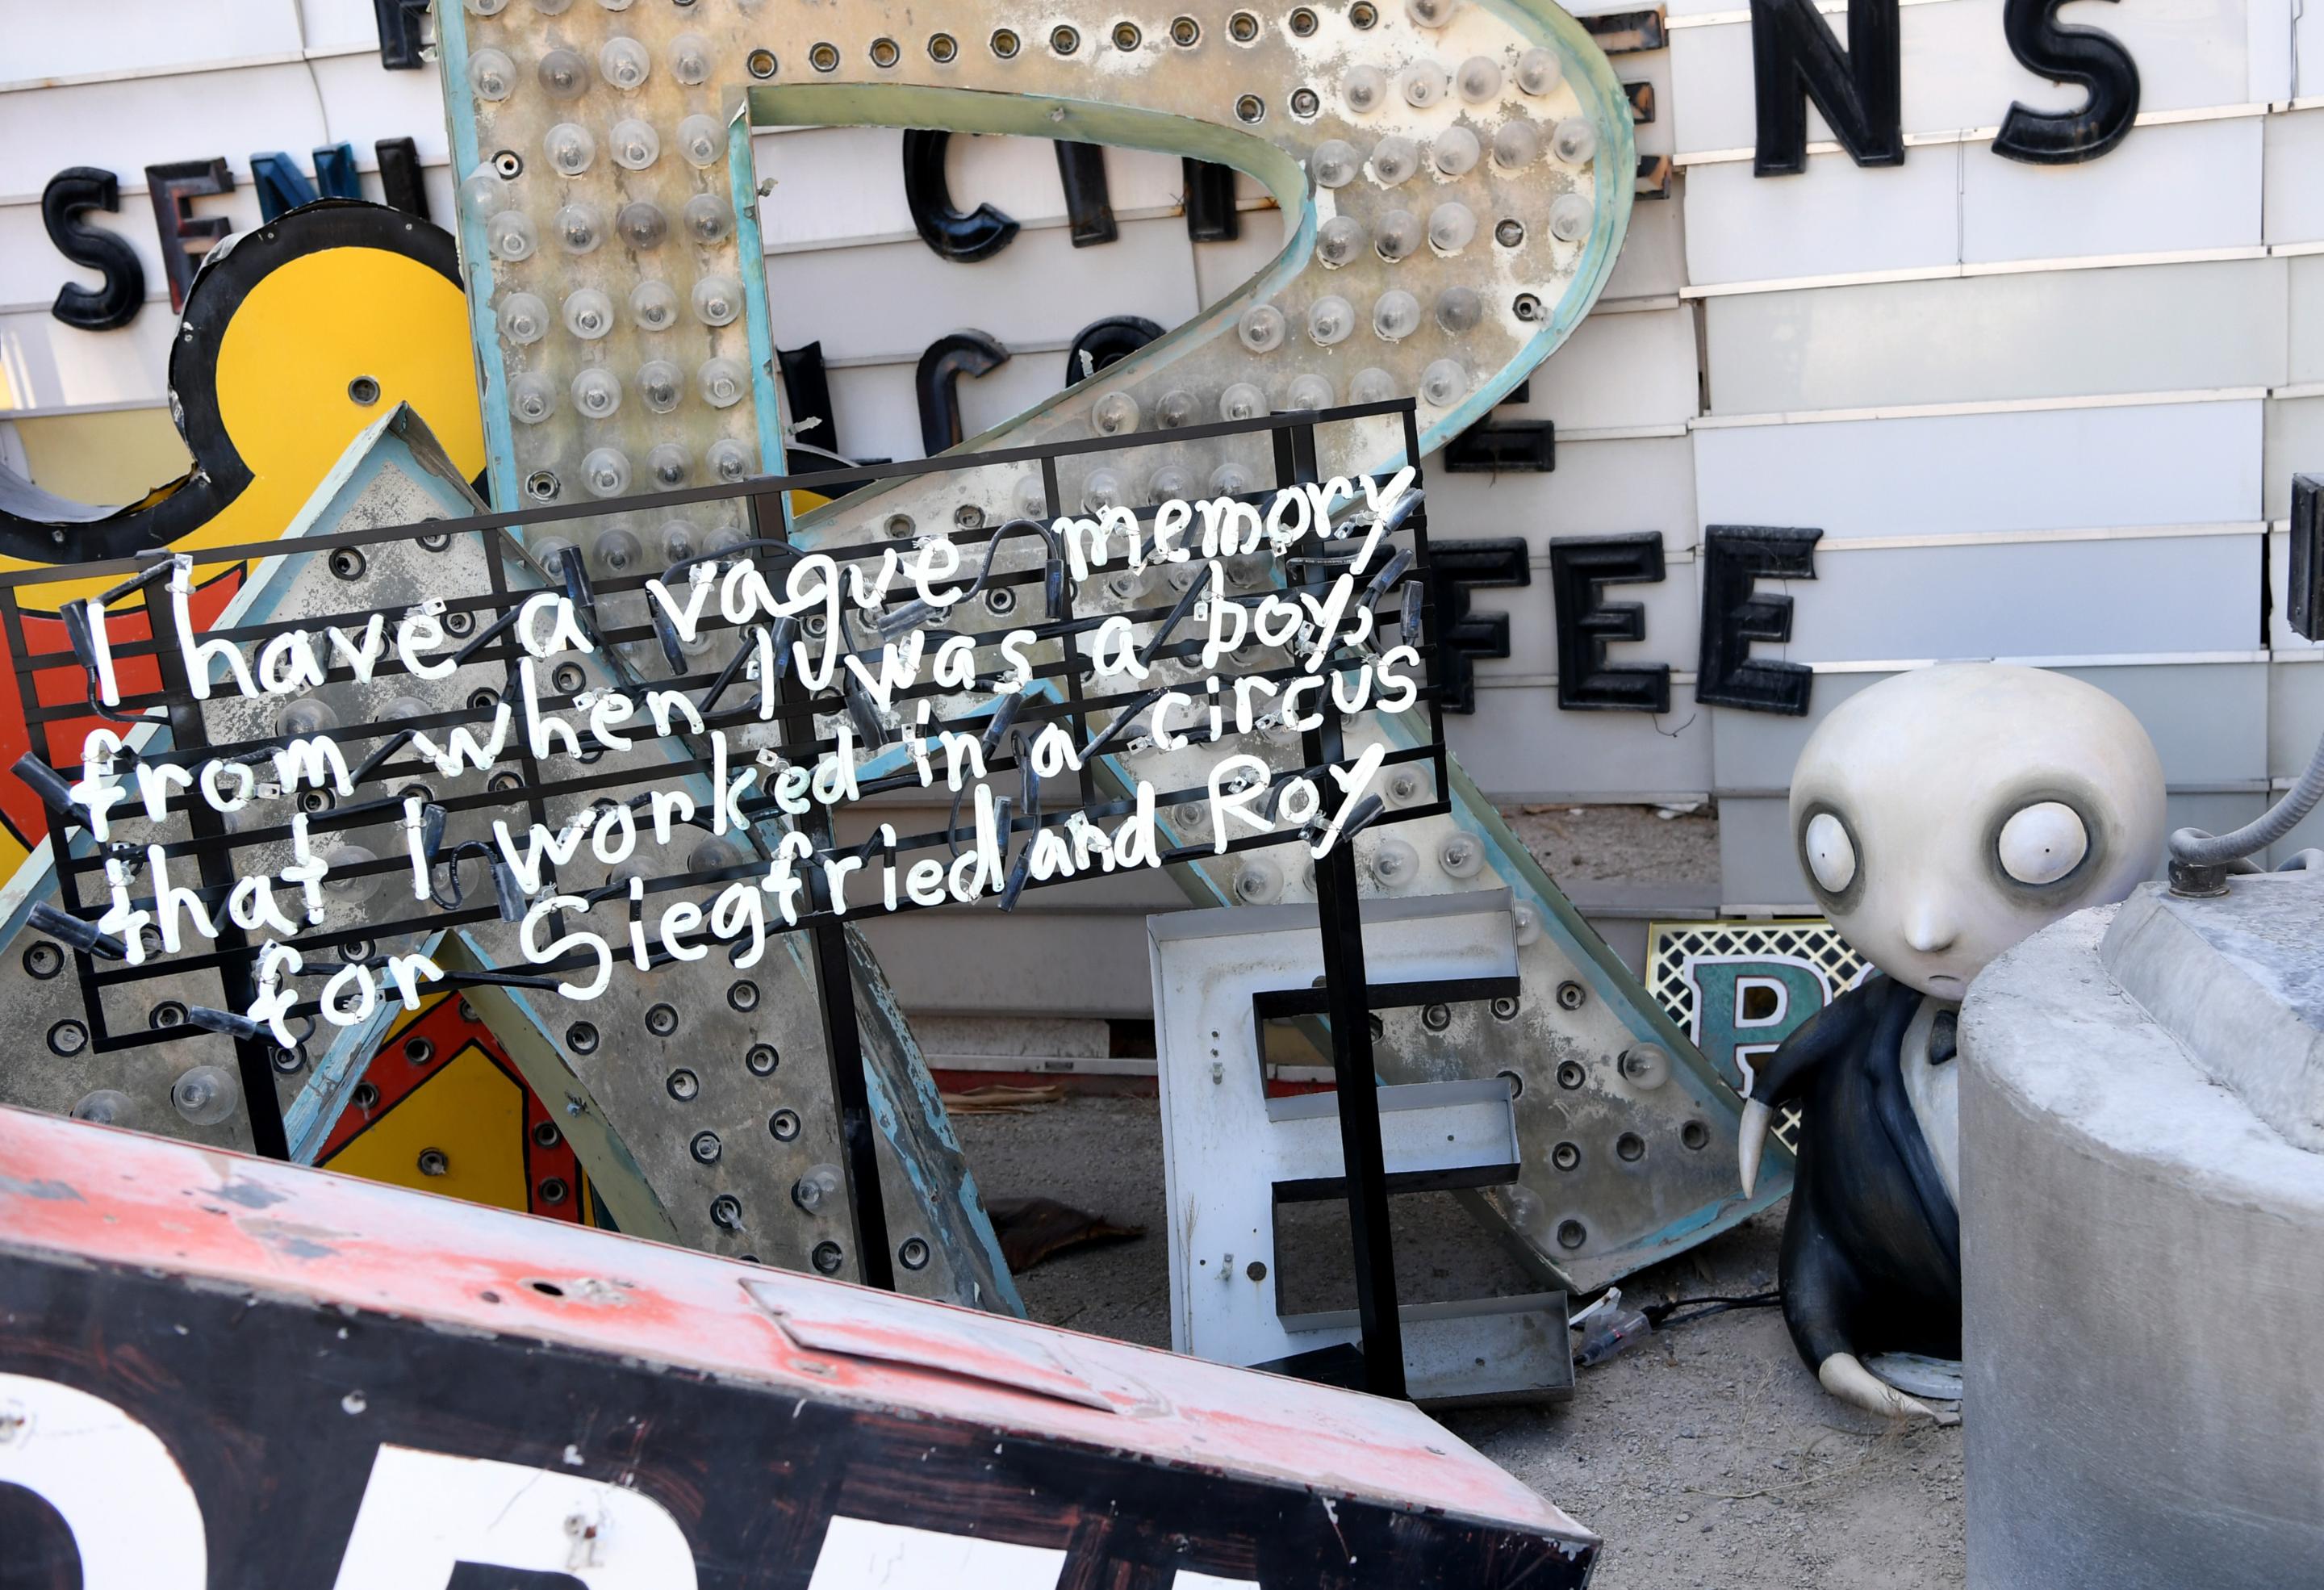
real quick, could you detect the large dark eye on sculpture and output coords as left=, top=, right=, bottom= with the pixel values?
left=1802, top=810, right=1856, bottom=893
left=1997, top=801, right=2087, bottom=885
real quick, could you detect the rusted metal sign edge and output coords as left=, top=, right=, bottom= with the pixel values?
left=0, top=1103, right=1592, bottom=1550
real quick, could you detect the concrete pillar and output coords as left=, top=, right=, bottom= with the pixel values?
left=1959, top=882, right=2324, bottom=1588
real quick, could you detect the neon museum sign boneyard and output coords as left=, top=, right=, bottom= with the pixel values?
left=33, top=462, right=1431, bottom=1049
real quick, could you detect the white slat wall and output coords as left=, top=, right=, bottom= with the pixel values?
left=2, top=0, right=2321, bottom=1002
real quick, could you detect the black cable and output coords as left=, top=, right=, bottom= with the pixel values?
left=1640, top=1290, right=1782, bottom=1330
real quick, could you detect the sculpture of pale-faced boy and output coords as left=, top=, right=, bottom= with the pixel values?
left=1740, top=664, right=2164, bottom=1420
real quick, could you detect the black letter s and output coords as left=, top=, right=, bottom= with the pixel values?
left=42, top=168, right=145, bottom=332
left=1992, top=0, right=2140, bottom=165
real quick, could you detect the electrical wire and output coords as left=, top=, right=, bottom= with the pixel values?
left=1640, top=1290, right=1782, bottom=1331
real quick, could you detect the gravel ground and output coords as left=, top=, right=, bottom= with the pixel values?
left=955, top=1094, right=1965, bottom=1590
left=1502, top=801, right=1724, bottom=893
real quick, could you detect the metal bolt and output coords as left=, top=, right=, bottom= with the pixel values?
left=710, top=1195, right=745, bottom=1230
left=1552, top=1140, right=1581, bottom=1171
left=646, top=1003, right=679, bottom=1037
left=1491, top=995, right=1519, bottom=1021
left=417, top=1148, right=449, bottom=1177
left=1620, top=1044, right=1671, bottom=1090
left=792, top=1164, right=842, bottom=1214
left=1556, top=981, right=1586, bottom=1010
left=690, top=1131, right=722, bottom=1165
left=898, top=1236, right=931, bottom=1270
left=746, top=1044, right=780, bottom=1076
left=811, top=1241, right=845, bottom=1274
left=1422, top=1002, right=1452, bottom=1031
left=667, top=1069, right=700, bottom=1102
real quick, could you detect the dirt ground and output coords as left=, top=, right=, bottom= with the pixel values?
left=956, top=1094, right=1964, bottom=1589
left=1502, top=801, right=1725, bottom=893
left=950, top=804, right=1965, bottom=1589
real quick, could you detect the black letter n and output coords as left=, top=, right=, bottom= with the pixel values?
left=1749, top=0, right=1904, bottom=176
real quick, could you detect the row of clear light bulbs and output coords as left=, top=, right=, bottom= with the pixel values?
left=463, top=17, right=750, bottom=503
left=458, top=3, right=1597, bottom=508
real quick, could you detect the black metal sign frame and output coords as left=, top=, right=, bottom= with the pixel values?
left=3, top=400, right=1445, bottom=1380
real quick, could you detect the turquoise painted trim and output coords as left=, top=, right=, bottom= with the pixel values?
left=431, top=4, right=519, bottom=513
left=725, top=111, right=790, bottom=500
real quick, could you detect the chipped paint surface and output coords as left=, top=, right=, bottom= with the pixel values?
left=0, top=1104, right=1592, bottom=1546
